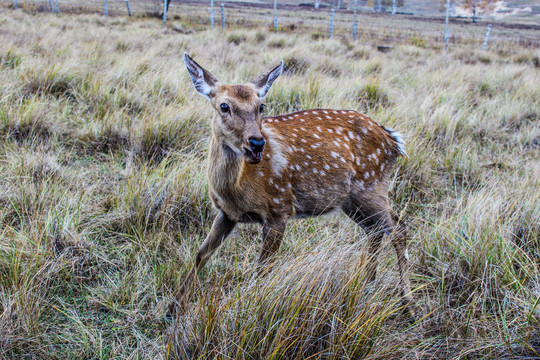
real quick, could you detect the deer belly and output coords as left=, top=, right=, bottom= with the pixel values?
left=293, top=189, right=348, bottom=218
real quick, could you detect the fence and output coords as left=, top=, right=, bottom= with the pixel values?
left=1, top=0, right=539, bottom=50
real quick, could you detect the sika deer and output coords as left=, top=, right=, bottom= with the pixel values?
left=169, top=54, right=412, bottom=315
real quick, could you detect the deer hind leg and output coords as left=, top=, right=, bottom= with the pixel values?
left=257, top=217, right=288, bottom=275
left=168, top=211, right=236, bottom=316
left=342, top=198, right=412, bottom=306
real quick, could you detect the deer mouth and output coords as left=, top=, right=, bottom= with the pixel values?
left=243, top=147, right=263, bottom=164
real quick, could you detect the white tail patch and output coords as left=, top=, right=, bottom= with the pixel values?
left=387, top=130, right=408, bottom=157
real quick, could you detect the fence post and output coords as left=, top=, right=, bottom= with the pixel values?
left=48, top=0, right=54, bottom=12
left=210, top=0, right=214, bottom=28
left=221, top=4, right=225, bottom=30
left=329, top=8, right=334, bottom=39
left=315, top=0, right=319, bottom=9
left=444, top=0, right=450, bottom=52
left=273, top=0, right=278, bottom=32
left=104, top=0, right=108, bottom=16
left=125, top=0, right=132, bottom=17
left=352, top=0, right=358, bottom=40
left=482, top=24, right=492, bottom=50
left=14, top=0, right=17, bottom=10
left=392, top=0, right=396, bottom=15
left=162, top=0, right=167, bottom=26
left=336, top=0, right=341, bottom=10
left=55, top=0, right=59, bottom=14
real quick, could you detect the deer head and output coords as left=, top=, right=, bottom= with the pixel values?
left=184, top=53, right=283, bottom=164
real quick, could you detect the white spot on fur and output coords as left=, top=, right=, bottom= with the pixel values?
left=340, top=157, right=346, bottom=163
left=259, top=171, right=264, bottom=176
left=348, top=115, right=355, bottom=118
left=362, top=128, right=367, bottom=134
left=273, top=198, right=280, bottom=204
left=331, top=151, right=339, bottom=158
left=344, top=143, right=350, bottom=150
left=263, top=126, right=289, bottom=177
left=326, top=115, right=332, bottom=120
left=323, top=110, right=328, bottom=114
left=371, top=170, right=375, bottom=177
left=267, top=119, right=273, bottom=123
left=328, top=129, right=333, bottom=133
left=306, top=154, right=312, bottom=159
left=301, top=138, right=307, bottom=143
left=380, top=163, right=385, bottom=171
left=312, top=168, right=318, bottom=174
left=295, top=164, right=301, bottom=171
left=364, top=172, right=370, bottom=179
left=341, top=111, right=347, bottom=114
left=317, top=126, right=322, bottom=132
left=292, top=133, right=297, bottom=137
left=312, top=111, right=318, bottom=115
left=324, top=164, right=330, bottom=170
left=377, top=148, right=381, bottom=155
left=348, top=131, right=355, bottom=140
left=314, top=134, right=320, bottom=139
left=355, top=157, right=360, bottom=166
left=320, top=170, right=326, bottom=175
left=333, top=140, right=340, bottom=147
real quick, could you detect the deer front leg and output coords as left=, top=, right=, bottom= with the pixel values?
left=257, top=217, right=287, bottom=274
left=168, top=211, right=236, bottom=316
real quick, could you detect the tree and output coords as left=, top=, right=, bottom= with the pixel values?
left=367, top=0, right=404, bottom=12
left=459, top=0, right=497, bottom=22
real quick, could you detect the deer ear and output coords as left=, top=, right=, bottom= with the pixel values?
left=184, top=53, right=219, bottom=99
left=250, top=60, right=283, bottom=98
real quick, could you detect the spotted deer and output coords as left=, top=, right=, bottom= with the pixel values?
left=170, top=53, right=412, bottom=315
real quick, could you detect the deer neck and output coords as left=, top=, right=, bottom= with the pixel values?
left=207, top=134, right=245, bottom=197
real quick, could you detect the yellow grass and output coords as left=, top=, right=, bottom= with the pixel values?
left=0, top=6, right=539, bottom=359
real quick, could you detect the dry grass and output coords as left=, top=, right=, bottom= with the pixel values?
left=0, top=6, right=539, bottom=360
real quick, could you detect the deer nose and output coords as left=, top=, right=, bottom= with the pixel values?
left=249, top=137, right=266, bottom=153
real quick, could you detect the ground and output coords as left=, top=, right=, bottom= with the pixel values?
left=0, top=4, right=539, bottom=359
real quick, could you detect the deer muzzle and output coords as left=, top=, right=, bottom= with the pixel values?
left=244, top=136, right=265, bottom=163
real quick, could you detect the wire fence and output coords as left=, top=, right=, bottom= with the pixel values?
left=1, top=0, right=539, bottom=49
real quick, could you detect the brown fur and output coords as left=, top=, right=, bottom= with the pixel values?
left=170, top=55, right=413, bottom=317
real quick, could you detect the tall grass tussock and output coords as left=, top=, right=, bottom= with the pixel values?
left=0, top=6, right=539, bottom=359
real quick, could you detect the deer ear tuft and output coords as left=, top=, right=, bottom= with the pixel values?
left=184, top=53, right=219, bottom=99
left=249, top=60, right=283, bottom=98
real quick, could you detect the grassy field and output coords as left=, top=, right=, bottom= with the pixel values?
left=0, top=6, right=539, bottom=359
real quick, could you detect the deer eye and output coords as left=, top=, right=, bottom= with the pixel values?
left=259, top=104, right=265, bottom=113
left=220, top=103, right=230, bottom=113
